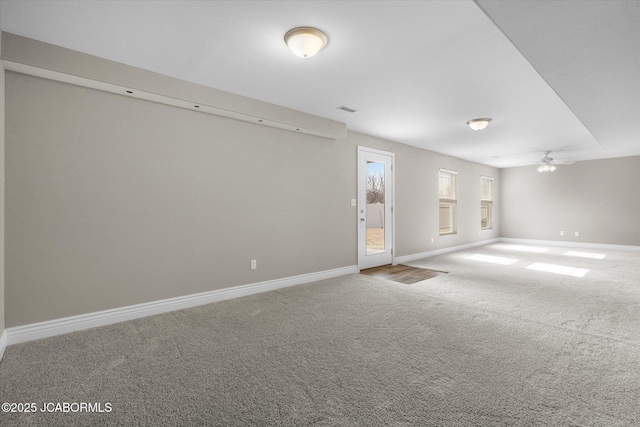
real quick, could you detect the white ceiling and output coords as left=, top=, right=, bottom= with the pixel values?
left=1, top=0, right=638, bottom=168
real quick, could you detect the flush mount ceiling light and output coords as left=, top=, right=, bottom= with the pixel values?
left=284, top=27, right=327, bottom=58
left=466, top=118, right=492, bottom=131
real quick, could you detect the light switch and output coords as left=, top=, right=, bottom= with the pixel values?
left=351, top=198, right=357, bottom=207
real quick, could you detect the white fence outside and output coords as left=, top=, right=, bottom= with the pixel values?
left=367, top=203, right=384, bottom=228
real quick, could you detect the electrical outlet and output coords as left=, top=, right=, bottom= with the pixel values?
left=430, top=237, right=434, bottom=243
left=251, top=260, right=257, bottom=270
left=575, top=231, right=579, bottom=237
left=560, top=231, right=564, bottom=236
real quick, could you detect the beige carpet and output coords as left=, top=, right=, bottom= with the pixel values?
left=0, top=243, right=638, bottom=426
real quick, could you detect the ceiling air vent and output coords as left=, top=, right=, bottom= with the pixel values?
left=337, top=105, right=357, bottom=113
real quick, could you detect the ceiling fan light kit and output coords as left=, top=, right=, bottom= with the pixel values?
left=537, top=162, right=557, bottom=173
left=537, top=151, right=558, bottom=173
left=284, top=27, right=328, bottom=58
left=466, top=118, right=492, bottom=131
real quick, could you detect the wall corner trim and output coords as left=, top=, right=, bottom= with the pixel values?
left=2, top=60, right=346, bottom=140
left=0, top=331, right=7, bottom=363
left=0, top=31, right=347, bottom=139
left=4, top=265, right=357, bottom=347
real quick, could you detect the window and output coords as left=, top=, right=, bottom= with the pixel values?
left=480, top=176, right=493, bottom=230
left=439, top=169, right=457, bottom=235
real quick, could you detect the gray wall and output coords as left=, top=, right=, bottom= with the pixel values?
left=5, top=72, right=356, bottom=327
left=2, top=33, right=500, bottom=328
left=500, top=156, right=640, bottom=246
left=4, top=71, right=500, bottom=328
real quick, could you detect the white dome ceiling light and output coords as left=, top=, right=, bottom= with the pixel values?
left=284, top=27, right=328, bottom=58
left=467, top=118, right=492, bottom=131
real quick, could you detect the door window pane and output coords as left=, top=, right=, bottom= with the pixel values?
left=367, top=161, right=385, bottom=254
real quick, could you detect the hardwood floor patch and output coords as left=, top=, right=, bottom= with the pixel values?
left=360, top=264, right=444, bottom=284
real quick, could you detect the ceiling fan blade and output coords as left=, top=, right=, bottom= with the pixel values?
left=552, top=160, right=574, bottom=165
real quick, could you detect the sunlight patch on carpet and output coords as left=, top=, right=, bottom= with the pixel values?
left=526, top=262, right=589, bottom=277
left=465, top=254, right=518, bottom=265
left=500, top=244, right=549, bottom=253
left=564, top=251, right=606, bottom=260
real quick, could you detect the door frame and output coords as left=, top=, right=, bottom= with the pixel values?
left=357, top=146, right=395, bottom=271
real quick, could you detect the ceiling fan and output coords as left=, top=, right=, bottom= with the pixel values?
left=536, top=151, right=574, bottom=173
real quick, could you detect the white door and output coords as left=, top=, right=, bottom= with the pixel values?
left=358, top=146, right=394, bottom=270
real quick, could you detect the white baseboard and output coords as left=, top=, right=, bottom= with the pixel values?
left=499, top=238, right=640, bottom=252
left=5, top=265, right=357, bottom=347
left=394, top=238, right=501, bottom=264
left=394, top=237, right=639, bottom=266
left=0, top=330, right=7, bottom=363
